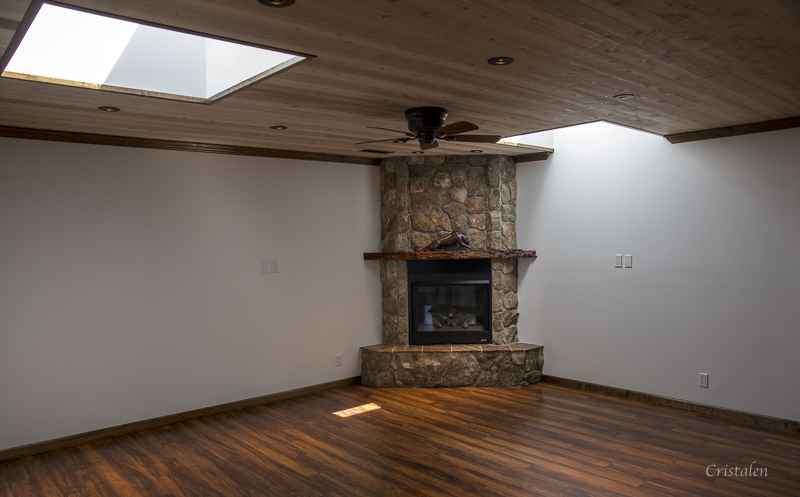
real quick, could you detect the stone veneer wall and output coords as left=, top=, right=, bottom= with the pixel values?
left=379, top=154, right=519, bottom=345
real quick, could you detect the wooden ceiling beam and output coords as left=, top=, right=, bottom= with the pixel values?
left=664, top=117, right=800, bottom=144
left=0, top=125, right=382, bottom=165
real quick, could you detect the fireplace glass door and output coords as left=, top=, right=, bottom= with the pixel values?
left=408, top=259, right=491, bottom=345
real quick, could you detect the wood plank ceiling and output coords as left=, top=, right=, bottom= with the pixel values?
left=1, top=0, right=799, bottom=163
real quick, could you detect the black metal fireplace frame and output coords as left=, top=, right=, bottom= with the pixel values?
left=407, top=259, right=492, bottom=345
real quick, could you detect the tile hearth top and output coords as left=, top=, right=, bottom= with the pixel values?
left=363, top=250, right=537, bottom=261
left=361, top=343, right=542, bottom=353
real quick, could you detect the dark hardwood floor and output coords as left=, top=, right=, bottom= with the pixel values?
left=2, top=383, right=799, bottom=496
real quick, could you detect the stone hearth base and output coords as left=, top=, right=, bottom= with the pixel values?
left=360, top=343, right=543, bottom=388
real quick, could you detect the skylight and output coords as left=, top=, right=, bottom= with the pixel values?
left=1, top=3, right=308, bottom=103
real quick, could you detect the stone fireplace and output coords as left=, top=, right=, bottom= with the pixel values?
left=361, top=154, right=543, bottom=387
left=379, top=153, right=521, bottom=345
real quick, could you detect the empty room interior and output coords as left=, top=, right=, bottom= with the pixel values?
left=1, top=0, right=799, bottom=495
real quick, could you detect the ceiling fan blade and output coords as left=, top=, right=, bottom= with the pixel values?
left=448, top=134, right=502, bottom=143
left=437, top=121, right=479, bottom=135
left=367, top=126, right=415, bottom=137
left=355, top=137, right=407, bottom=145
left=420, top=140, right=439, bottom=151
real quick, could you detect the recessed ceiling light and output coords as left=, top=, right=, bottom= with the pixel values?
left=612, top=94, right=636, bottom=101
left=488, top=57, right=514, bottom=66
left=470, top=149, right=483, bottom=153
left=97, top=106, right=120, bottom=112
left=270, top=125, right=288, bottom=130
left=2, top=3, right=308, bottom=103
left=258, top=0, right=295, bottom=7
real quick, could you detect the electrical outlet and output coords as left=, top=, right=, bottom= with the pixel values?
left=270, top=260, right=278, bottom=273
left=335, top=354, right=342, bottom=367
left=699, top=372, right=708, bottom=388
left=615, top=254, right=623, bottom=268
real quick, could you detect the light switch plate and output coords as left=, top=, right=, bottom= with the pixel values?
left=624, top=254, right=633, bottom=268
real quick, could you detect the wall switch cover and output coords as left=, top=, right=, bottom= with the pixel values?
left=624, top=254, right=633, bottom=268
left=615, top=254, right=623, bottom=268
left=261, top=261, right=270, bottom=274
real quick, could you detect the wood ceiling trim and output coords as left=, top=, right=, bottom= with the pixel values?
left=0, top=125, right=382, bottom=165
left=664, top=117, right=800, bottom=144
left=0, top=17, right=20, bottom=31
left=0, top=125, right=552, bottom=164
left=513, top=151, right=553, bottom=163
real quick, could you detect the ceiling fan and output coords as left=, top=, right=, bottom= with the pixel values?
left=356, top=107, right=502, bottom=151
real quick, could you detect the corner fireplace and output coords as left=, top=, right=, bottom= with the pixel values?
left=360, top=153, right=544, bottom=388
left=408, top=259, right=491, bottom=345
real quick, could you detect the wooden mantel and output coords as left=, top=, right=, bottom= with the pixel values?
left=363, top=250, right=537, bottom=261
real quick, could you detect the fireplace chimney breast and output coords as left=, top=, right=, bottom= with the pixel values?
left=379, top=154, right=519, bottom=345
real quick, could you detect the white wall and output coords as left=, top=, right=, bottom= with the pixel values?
left=517, top=122, right=800, bottom=421
left=4, top=124, right=798, bottom=451
left=0, top=138, right=382, bottom=451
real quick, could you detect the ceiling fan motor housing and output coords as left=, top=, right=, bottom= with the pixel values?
left=405, top=107, right=448, bottom=143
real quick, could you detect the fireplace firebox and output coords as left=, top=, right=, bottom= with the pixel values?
left=408, top=259, right=491, bottom=345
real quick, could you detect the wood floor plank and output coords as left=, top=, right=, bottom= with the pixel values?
left=712, top=473, right=800, bottom=497
left=2, top=383, right=799, bottom=496
left=301, top=416, right=492, bottom=495
left=92, top=437, right=187, bottom=496
left=6, top=480, right=36, bottom=497
left=12, top=458, right=65, bottom=497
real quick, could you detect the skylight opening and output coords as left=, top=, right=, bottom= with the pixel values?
left=1, top=2, right=308, bottom=103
